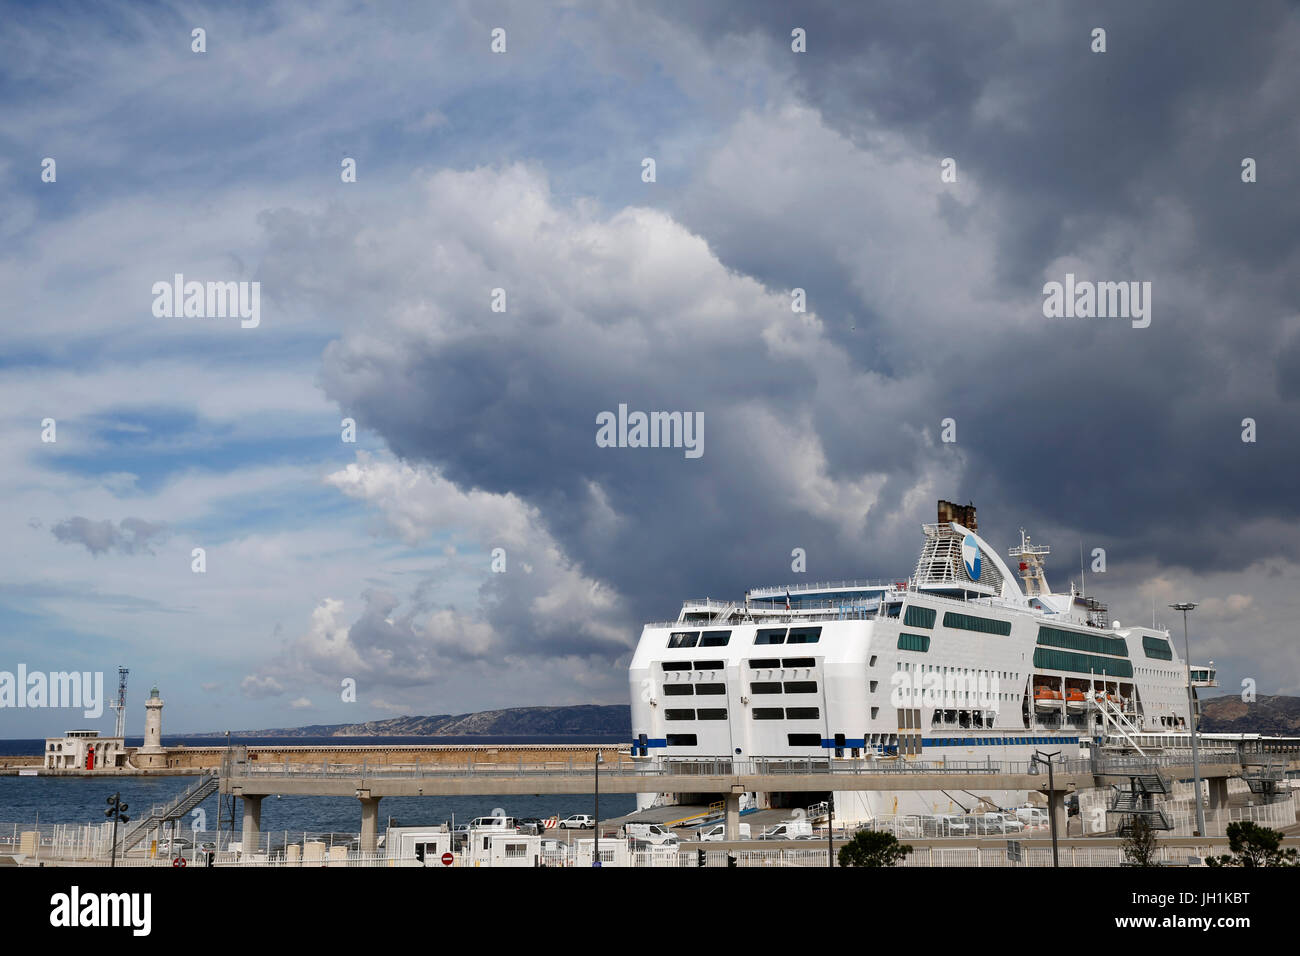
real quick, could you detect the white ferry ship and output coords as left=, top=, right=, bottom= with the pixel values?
left=627, top=500, right=1218, bottom=822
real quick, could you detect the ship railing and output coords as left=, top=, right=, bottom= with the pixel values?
left=746, top=579, right=901, bottom=598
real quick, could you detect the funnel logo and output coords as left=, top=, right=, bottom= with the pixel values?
left=961, top=534, right=981, bottom=581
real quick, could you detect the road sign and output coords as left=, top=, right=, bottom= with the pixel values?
left=440, top=852, right=454, bottom=866
left=172, top=857, right=186, bottom=868
left=1006, top=840, right=1023, bottom=862
left=592, top=861, right=602, bottom=867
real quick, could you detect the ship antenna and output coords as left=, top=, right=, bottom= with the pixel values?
left=1079, top=541, right=1085, bottom=598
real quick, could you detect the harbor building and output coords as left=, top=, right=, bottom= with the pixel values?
left=43, top=729, right=128, bottom=770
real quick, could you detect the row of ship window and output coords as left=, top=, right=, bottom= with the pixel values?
left=665, top=627, right=822, bottom=648
left=664, top=707, right=821, bottom=721
left=664, top=734, right=824, bottom=747
left=662, top=657, right=816, bottom=672
left=664, top=681, right=818, bottom=696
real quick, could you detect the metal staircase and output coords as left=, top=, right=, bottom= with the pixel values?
left=119, top=771, right=219, bottom=851
left=1241, top=759, right=1286, bottom=803
left=1104, top=769, right=1173, bottom=833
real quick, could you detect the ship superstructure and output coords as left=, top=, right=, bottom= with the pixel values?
left=626, top=501, right=1217, bottom=821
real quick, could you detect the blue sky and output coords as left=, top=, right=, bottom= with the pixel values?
left=3, top=1, right=1300, bottom=737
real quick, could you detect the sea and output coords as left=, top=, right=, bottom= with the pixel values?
left=0, top=735, right=637, bottom=834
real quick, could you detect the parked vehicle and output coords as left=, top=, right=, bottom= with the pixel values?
left=559, top=814, right=594, bottom=830
left=1015, top=807, right=1049, bottom=828
left=698, top=822, right=751, bottom=841
left=975, top=812, right=1025, bottom=834
left=515, top=817, right=545, bottom=835
left=758, top=819, right=813, bottom=840
left=935, top=814, right=971, bottom=836
left=625, top=823, right=679, bottom=845
left=468, top=816, right=515, bottom=830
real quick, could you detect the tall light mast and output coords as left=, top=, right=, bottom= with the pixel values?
left=110, top=666, right=129, bottom=738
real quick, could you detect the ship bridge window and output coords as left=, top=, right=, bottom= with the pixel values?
left=786, top=707, right=820, bottom=720
left=750, top=682, right=783, bottom=694
left=662, top=661, right=692, bottom=671
left=943, top=612, right=1012, bottom=635
left=666, top=734, right=697, bottom=747
left=694, top=660, right=725, bottom=670
left=784, top=681, right=818, bottom=694
left=663, top=685, right=693, bottom=696
left=668, top=631, right=700, bottom=648
left=1142, top=636, right=1173, bottom=660
left=665, top=709, right=695, bottom=721
left=752, top=708, right=784, bottom=720
left=782, top=657, right=816, bottom=668
left=786, top=627, right=821, bottom=644
left=700, top=630, right=732, bottom=647
left=788, top=734, right=821, bottom=747
left=695, top=683, right=727, bottom=695
left=903, top=606, right=937, bottom=629
left=749, top=658, right=781, bottom=668
left=755, top=628, right=787, bottom=645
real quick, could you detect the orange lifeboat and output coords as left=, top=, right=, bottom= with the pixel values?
left=1033, top=687, right=1062, bottom=711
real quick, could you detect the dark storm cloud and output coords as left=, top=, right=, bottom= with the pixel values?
left=660, top=0, right=1300, bottom=573
left=260, top=1, right=1300, bottom=667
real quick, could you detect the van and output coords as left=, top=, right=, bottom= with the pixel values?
left=625, top=823, right=679, bottom=845
left=758, top=819, right=813, bottom=840
left=697, top=823, right=751, bottom=841
left=468, top=816, right=515, bottom=831
left=1015, top=807, right=1048, bottom=828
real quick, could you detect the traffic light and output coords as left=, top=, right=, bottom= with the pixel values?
left=696, top=848, right=705, bottom=867
left=726, top=853, right=737, bottom=868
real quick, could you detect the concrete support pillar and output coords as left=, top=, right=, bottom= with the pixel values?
left=240, top=795, right=263, bottom=854
left=1208, top=777, right=1229, bottom=812
left=1046, top=789, right=1068, bottom=838
left=359, top=792, right=381, bottom=853
left=724, top=791, right=741, bottom=842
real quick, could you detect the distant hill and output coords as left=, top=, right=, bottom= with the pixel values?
left=190, top=704, right=632, bottom=738
left=1199, top=694, right=1300, bottom=735
left=191, top=695, right=1298, bottom=740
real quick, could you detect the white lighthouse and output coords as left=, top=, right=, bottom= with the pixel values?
left=133, top=683, right=168, bottom=769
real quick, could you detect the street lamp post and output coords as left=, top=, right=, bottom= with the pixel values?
left=1033, top=750, right=1061, bottom=867
left=827, top=795, right=835, bottom=867
left=593, top=750, right=604, bottom=867
left=1170, top=602, right=1205, bottom=836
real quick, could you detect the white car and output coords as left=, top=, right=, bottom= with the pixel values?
left=935, top=814, right=972, bottom=836
left=559, top=814, right=594, bottom=829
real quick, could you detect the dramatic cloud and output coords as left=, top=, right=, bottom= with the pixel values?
left=5, top=2, right=1299, bottom=733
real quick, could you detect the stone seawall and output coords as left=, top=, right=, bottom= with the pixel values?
left=1, top=743, right=628, bottom=775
